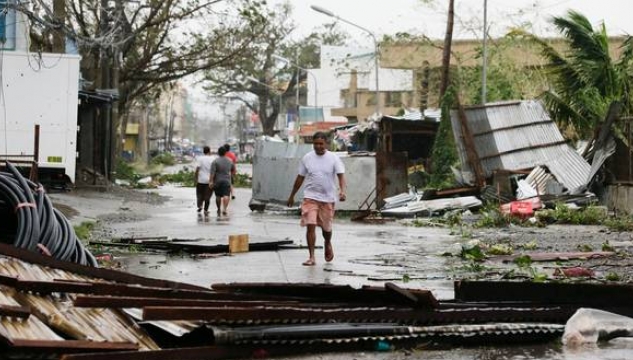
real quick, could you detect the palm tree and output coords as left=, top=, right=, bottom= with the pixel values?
left=520, top=11, right=633, bottom=140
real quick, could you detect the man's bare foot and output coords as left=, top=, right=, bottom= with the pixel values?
left=325, top=241, right=334, bottom=262
left=302, top=259, right=316, bottom=266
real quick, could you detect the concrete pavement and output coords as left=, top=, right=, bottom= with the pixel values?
left=52, top=185, right=458, bottom=299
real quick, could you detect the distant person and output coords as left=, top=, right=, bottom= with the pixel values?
left=223, top=143, right=237, bottom=200
left=194, top=146, right=213, bottom=215
left=210, top=146, right=236, bottom=216
left=287, top=132, right=346, bottom=266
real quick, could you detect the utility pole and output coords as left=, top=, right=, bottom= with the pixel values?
left=481, top=0, right=488, bottom=104
left=52, top=0, right=65, bottom=53
left=100, top=0, right=112, bottom=181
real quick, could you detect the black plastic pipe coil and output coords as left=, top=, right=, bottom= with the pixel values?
left=0, top=162, right=97, bottom=266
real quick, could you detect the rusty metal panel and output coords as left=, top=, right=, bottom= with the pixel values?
left=450, top=100, right=591, bottom=193
left=455, top=280, right=633, bottom=307
left=376, top=152, right=408, bottom=208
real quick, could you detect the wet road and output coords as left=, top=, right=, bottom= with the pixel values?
left=50, top=180, right=633, bottom=360
left=105, top=185, right=458, bottom=300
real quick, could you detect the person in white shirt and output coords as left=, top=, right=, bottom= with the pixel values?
left=194, top=146, right=213, bottom=215
left=287, top=132, right=346, bottom=266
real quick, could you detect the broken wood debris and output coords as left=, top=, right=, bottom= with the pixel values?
left=88, top=239, right=293, bottom=254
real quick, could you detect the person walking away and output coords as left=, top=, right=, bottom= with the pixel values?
left=223, top=144, right=238, bottom=200
left=287, top=132, right=346, bottom=266
left=210, top=146, right=236, bottom=216
left=194, top=146, right=213, bottom=215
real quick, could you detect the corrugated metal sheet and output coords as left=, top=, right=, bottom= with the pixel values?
left=451, top=100, right=591, bottom=194
left=0, top=254, right=160, bottom=351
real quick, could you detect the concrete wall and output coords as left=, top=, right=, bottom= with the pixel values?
left=251, top=140, right=377, bottom=211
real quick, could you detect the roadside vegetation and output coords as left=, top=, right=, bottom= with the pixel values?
left=114, top=158, right=252, bottom=189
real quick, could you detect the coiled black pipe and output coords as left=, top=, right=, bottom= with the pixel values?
left=0, top=162, right=97, bottom=267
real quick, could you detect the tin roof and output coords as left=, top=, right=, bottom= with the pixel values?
left=450, top=100, right=590, bottom=194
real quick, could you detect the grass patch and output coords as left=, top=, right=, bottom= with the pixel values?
left=233, top=173, right=252, bottom=188
left=159, top=168, right=196, bottom=187
left=74, top=221, right=96, bottom=241
left=537, top=204, right=606, bottom=225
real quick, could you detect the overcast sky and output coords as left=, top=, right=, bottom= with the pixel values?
left=274, top=0, right=633, bottom=43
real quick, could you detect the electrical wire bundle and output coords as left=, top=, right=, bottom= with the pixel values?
left=0, top=162, right=97, bottom=266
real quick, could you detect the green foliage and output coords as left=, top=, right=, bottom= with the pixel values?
left=115, top=159, right=137, bottom=181
left=513, top=255, right=533, bottom=268
left=74, top=221, right=96, bottom=241
left=602, top=240, right=615, bottom=252
left=577, top=244, right=593, bottom=252
left=538, top=204, right=606, bottom=225
left=514, top=11, right=633, bottom=140
left=519, top=241, right=538, bottom=250
left=605, top=272, right=621, bottom=281
left=488, top=244, right=514, bottom=256
left=159, top=169, right=196, bottom=187
left=402, top=274, right=411, bottom=283
left=428, top=86, right=459, bottom=188
left=151, top=152, right=176, bottom=166
left=474, top=204, right=511, bottom=228
left=605, top=216, right=633, bottom=232
left=460, top=245, right=486, bottom=262
left=458, top=37, right=548, bottom=105
left=232, top=173, right=252, bottom=188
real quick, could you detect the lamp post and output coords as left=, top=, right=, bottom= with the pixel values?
left=272, top=54, right=319, bottom=109
left=310, top=5, right=380, bottom=117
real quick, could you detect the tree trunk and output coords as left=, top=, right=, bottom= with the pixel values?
left=439, top=0, right=455, bottom=100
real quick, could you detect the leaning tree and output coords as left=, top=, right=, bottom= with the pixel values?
left=15, top=0, right=270, bottom=150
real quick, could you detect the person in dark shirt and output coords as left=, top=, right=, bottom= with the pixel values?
left=210, top=146, right=236, bottom=216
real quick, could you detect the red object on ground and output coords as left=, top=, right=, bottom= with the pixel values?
left=95, top=253, right=113, bottom=262
left=554, top=267, right=595, bottom=278
left=510, top=201, right=534, bottom=217
left=501, top=197, right=543, bottom=216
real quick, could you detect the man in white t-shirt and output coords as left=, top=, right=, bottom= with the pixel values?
left=287, top=132, right=346, bottom=266
left=194, top=146, right=214, bottom=215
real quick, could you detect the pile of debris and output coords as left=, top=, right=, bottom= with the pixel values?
left=380, top=100, right=619, bottom=219
left=5, top=241, right=633, bottom=359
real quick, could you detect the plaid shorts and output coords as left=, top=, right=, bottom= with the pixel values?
left=300, top=198, right=335, bottom=232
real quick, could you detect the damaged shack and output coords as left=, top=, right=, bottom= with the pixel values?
left=450, top=100, right=592, bottom=196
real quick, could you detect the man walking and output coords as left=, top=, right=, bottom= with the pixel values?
left=210, top=146, right=236, bottom=216
left=287, top=132, right=346, bottom=266
left=223, top=144, right=237, bottom=200
left=194, top=146, right=213, bottom=215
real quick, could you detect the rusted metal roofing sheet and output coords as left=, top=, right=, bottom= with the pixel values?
left=0, top=251, right=161, bottom=354
left=451, top=100, right=591, bottom=194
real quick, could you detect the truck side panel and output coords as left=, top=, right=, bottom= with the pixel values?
left=0, top=52, right=80, bottom=183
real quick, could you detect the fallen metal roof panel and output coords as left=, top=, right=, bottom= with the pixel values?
left=451, top=100, right=591, bottom=193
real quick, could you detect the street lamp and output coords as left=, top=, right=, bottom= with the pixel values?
left=272, top=54, right=318, bottom=109
left=311, top=5, right=380, bottom=116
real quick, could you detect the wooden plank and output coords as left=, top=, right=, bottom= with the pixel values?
left=0, top=304, right=31, bottom=318
left=0, top=243, right=206, bottom=291
left=11, top=339, right=138, bottom=351
left=73, top=295, right=302, bottom=308
left=60, top=344, right=353, bottom=360
left=456, top=97, right=486, bottom=187
left=385, top=282, right=422, bottom=307
left=228, top=234, right=249, bottom=253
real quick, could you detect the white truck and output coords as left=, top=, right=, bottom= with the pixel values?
left=0, top=51, right=80, bottom=185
